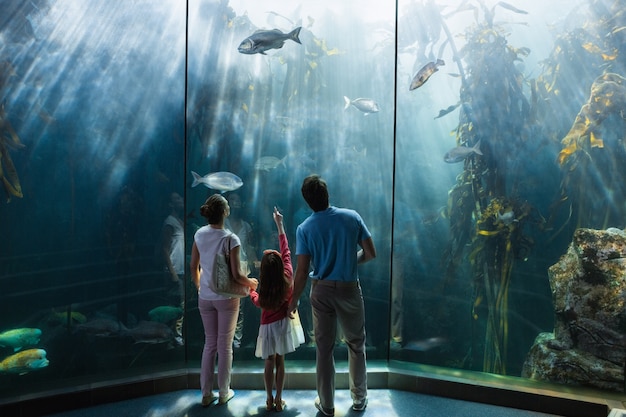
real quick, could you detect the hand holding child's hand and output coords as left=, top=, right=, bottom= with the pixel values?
left=248, top=277, right=259, bottom=291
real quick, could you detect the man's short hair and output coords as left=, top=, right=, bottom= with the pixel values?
left=301, top=175, right=329, bottom=212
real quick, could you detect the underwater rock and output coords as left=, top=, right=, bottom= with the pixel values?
left=522, top=228, right=626, bottom=392
left=523, top=333, right=623, bottom=391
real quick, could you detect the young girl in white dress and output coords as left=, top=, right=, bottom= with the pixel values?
left=249, top=207, right=304, bottom=411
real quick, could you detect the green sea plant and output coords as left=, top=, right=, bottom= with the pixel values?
left=439, top=1, right=540, bottom=374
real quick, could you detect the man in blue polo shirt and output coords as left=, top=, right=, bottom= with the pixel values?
left=288, top=175, right=376, bottom=416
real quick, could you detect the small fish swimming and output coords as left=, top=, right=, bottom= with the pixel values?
left=497, top=210, right=517, bottom=226
left=254, top=155, right=287, bottom=172
left=238, top=27, right=302, bottom=55
left=0, top=328, right=42, bottom=352
left=0, top=348, right=49, bottom=374
left=343, top=96, right=380, bottom=115
left=191, top=171, right=243, bottom=192
left=410, top=59, right=445, bottom=90
left=444, top=140, right=482, bottom=163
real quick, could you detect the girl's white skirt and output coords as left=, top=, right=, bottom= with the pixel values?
left=255, top=310, right=305, bottom=359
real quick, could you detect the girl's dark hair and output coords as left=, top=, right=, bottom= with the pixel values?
left=199, top=194, right=227, bottom=224
left=301, top=174, right=329, bottom=212
left=258, top=250, right=289, bottom=310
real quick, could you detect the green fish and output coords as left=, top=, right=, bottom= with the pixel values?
left=48, top=310, right=87, bottom=325
left=148, top=306, right=183, bottom=324
left=0, top=328, right=42, bottom=352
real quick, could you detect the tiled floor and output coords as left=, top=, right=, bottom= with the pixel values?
left=44, top=388, right=566, bottom=417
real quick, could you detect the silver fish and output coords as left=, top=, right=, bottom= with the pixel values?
left=0, top=328, right=42, bottom=352
left=238, top=27, right=302, bottom=55
left=191, top=171, right=243, bottom=192
left=254, top=155, right=287, bottom=172
left=497, top=210, right=517, bottom=226
left=410, top=59, right=445, bottom=90
left=343, top=96, right=380, bottom=115
left=444, top=140, right=482, bottom=163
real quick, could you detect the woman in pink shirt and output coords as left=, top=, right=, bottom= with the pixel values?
left=249, top=207, right=304, bottom=412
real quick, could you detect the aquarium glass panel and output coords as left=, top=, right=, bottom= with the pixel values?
left=185, top=0, right=395, bottom=363
left=0, top=0, right=186, bottom=397
left=392, top=0, right=626, bottom=393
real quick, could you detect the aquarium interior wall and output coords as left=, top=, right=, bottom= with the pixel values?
left=1, top=0, right=625, bottom=406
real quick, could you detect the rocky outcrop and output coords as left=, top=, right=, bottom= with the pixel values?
left=522, top=228, right=626, bottom=392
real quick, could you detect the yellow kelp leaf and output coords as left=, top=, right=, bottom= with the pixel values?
left=557, top=143, right=577, bottom=165
left=308, top=60, right=318, bottom=69
left=248, top=84, right=254, bottom=91
left=590, top=131, right=604, bottom=148
left=473, top=294, right=483, bottom=308
left=582, top=42, right=602, bottom=54
left=546, top=76, right=558, bottom=93
left=326, top=48, right=341, bottom=56
left=477, top=229, right=500, bottom=236
left=472, top=294, right=483, bottom=319
left=601, top=50, right=618, bottom=61
left=242, top=103, right=248, bottom=113
left=0, top=147, right=23, bottom=199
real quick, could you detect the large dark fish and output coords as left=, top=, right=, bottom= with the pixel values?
left=238, top=27, right=302, bottom=55
left=410, top=59, right=445, bottom=90
left=76, top=318, right=128, bottom=337
left=126, top=321, right=174, bottom=344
